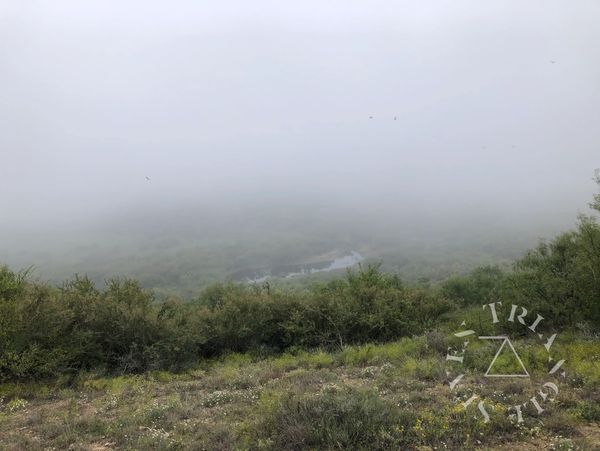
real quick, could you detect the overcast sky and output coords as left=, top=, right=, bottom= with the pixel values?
left=1, top=0, right=599, bottom=236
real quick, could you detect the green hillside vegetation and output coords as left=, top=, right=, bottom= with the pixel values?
left=0, top=178, right=599, bottom=449
left=0, top=335, right=599, bottom=449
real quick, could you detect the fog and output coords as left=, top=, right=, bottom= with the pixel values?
left=1, top=1, right=599, bottom=294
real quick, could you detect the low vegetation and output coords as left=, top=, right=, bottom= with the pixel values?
left=0, top=179, right=599, bottom=449
left=0, top=336, right=598, bottom=449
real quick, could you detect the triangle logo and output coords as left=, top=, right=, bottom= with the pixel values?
left=479, top=336, right=530, bottom=378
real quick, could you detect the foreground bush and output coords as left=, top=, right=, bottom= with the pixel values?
left=243, top=387, right=418, bottom=450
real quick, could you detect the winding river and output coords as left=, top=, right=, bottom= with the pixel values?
left=244, top=251, right=364, bottom=283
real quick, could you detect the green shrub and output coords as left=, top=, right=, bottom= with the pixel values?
left=575, top=401, right=600, bottom=421
left=243, top=387, right=418, bottom=450
left=440, top=265, right=505, bottom=306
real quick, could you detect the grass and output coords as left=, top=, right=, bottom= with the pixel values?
left=0, top=335, right=598, bottom=450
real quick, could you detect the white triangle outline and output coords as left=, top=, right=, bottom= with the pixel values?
left=478, top=336, right=530, bottom=378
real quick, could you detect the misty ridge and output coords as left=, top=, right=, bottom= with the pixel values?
left=0, top=195, right=585, bottom=298
left=0, top=0, right=599, bottom=294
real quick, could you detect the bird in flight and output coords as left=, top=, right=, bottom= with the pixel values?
left=145, top=176, right=151, bottom=181
left=369, top=116, right=373, bottom=119
left=550, top=60, right=556, bottom=64
left=394, top=116, right=397, bottom=120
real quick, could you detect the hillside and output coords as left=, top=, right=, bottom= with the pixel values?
left=1, top=336, right=599, bottom=450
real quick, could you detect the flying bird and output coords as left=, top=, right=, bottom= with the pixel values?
left=369, top=116, right=373, bottom=119
left=394, top=116, right=397, bottom=120
left=145, top=176, right=151, bottom=181
left=550, top=60, right=556, bottom=64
